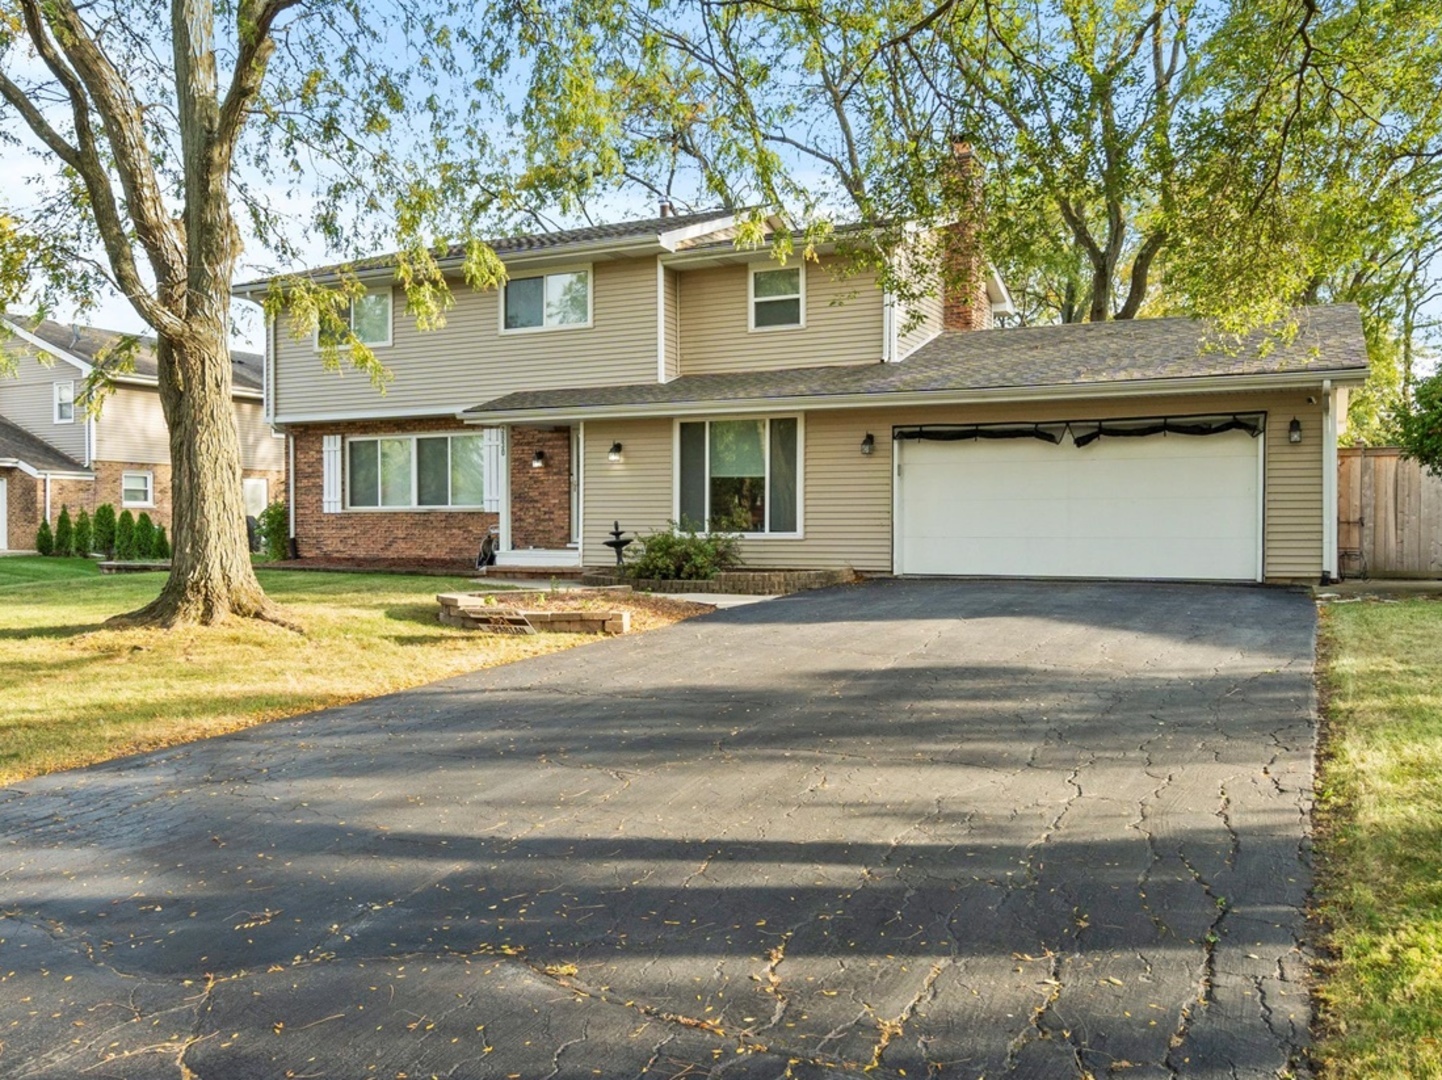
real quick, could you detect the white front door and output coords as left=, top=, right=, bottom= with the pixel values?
left=896, top=428, right=1263, bottom=581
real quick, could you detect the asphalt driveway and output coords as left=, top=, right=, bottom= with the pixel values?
left=0, top=580, right=1317, bottom=1079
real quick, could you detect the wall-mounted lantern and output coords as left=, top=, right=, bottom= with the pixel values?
left=532, top=449, right=547, bottom=468
left=1288, top=418, right=1302, bottom=444
left=608, top=442, right=624, bottom=463
left=860, top=433, right=876, bottom=456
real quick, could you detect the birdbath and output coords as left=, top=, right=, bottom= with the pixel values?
left=602, top=521, right=632, bottom=566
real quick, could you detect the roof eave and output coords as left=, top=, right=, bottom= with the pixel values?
left=459, top=367, right=1371, bottom=425
left=0, top=457, right=94, bottom=479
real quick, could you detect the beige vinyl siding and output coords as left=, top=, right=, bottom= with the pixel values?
left=272, top=258, right=659, bottom=418
left=663, top=267, right=681, bottom=381
left=235, top=399, right=285, bottom=471
left=678, top=256, right=885, bottom=375
left=581, top=390, right=1329, bottom=579
left=581, top=418, right=674, bottom=564
left=95, top=388, right=170, bottom=463
left=896, top=283, right=944, bottom=359
left=0, top=346, right=88, bottom=462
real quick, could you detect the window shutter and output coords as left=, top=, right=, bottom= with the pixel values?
left=481, top=427, right=503, bottom=512
left=322, top=434, right=342, bottom=513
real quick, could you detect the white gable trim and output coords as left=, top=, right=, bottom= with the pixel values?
left=1, top=318, right=94, bottom=376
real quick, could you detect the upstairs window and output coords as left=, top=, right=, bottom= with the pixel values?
left=678, top=417, right=800, bottom=535
left=316, top=288, right=392, bottom=348
left=750, top=266, right=804, bottom=330
left=54, top=381, right=75, bottom=424
left=503, top=268, right=590, bottom=331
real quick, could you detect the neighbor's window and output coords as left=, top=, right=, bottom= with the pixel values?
left=678, top=417, right=799, bottom=534
left=750, top=266, right=803, bottom=329
left=347, top=434, right=486, bottom=509
left=121, top=471, right=153, bottom=507
left=316, top=289, right=392, bottom=348
left=54, top=381, right=75, bottom=424
left=504, top=269, right=590, bottom=330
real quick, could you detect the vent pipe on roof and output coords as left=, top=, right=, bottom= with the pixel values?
left=658, top=199, right=674, bottom=218
left=69, top=323, right=80, bottom=348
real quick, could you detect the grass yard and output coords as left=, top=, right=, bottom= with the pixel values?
left=1315, top=598, right=1442, bottom=1078
left=0, top=556, right=702, bottom=785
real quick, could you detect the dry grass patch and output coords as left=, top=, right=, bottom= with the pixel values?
left=1315, top=597, right=1442, bottom=1079
left=0, top=558, right=706, bottom=784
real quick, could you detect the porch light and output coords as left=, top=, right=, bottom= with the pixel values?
left=608, top=442, right=624, bottom=463
left=532, top=449, right=546, bottom=468
left=860, top=433, right=875, bottom=456
left=1288, top=418, right=1302, bottom=444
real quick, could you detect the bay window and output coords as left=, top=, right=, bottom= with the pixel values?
left=678, top=417, right=800, bottom=535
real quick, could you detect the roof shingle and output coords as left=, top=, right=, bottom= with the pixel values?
left=465, top=304, right=1369, bottom=417
left=0, top=412, right=89, bottom=473
left=11, top=319, right=263, bottom=392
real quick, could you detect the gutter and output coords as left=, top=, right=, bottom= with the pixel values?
left=455, top=367, right=1373, bottom=425
left=0, top=458, right=94, bottom=481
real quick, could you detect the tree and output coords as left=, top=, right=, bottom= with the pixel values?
left=92, top=503, right=116, bottom=558
left=0, top=0, right=529, bottom=626
left=74, top=508, right=93, bottom=557
left=1398, top=373, right=1442, bottom=478
left=114, top=510, right=136, bottom=561
left=54, top=505, right=74, bottom=557
left=35, top=517, right=53, bottom=556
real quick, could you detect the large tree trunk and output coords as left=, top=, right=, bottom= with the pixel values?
left=110, top=325, right=293, bottom=628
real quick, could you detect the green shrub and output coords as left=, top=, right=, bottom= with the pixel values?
left=35, top=518, right=54, bottom=556
left=53, top=506, right=74, bottom=557
left=258, top=499, right=289, bottom=561
left=74, top=508, right=93, bottom=556
left=115, top=509, right=136, bottom=560
left=134, top=512, right=156, bottom=559
left=626, top=519, right=743, bottom=581
left=92, top=503, right=117, bottom=557
left=153, top=524, right=170, bottom=560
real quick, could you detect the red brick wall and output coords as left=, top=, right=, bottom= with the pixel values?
left=940, top=141, right=993, bottom=333
left=509, top=426, right=573, bottom=549
left=2, top=468, right=40, bottom=551
left=289, top=420, right=498, bottom=561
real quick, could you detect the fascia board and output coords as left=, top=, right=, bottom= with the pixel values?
left=1, top=319, right=95, bottom=376
left=459, top=368, right=1372, bottom=425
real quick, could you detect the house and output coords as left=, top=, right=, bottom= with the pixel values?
left=241, top=208, right=1368, bottom=585
left=0, top=318, right=285, bottom=551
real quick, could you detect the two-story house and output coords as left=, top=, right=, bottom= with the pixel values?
left=244, top=208, right=1368, bottom=584
left=0, top=318, right=286, bottom=551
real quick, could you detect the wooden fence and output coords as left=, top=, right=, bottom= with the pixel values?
left=1338, top=447, right=1442, bottom=578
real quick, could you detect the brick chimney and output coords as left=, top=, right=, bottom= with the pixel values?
left=940, top=139, right=992, bottom=332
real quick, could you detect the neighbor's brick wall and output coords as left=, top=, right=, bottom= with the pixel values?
left=509, top=426, right=573, bottom=549
left=289, top=420, right=498, bottom=561
left=3, top=468, right=39, bottom=550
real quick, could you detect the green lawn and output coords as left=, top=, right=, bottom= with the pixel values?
left=0, top=557, right=682, bottom=784
left=1316, top=598, right=1442, bottom=1078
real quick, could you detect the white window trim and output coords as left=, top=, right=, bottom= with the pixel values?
left=343, top=432, right=492, bottom=512
left=672, top=414, right=805, bottom=540
left=121, top=470, right=154, bottom=508
left=53, top=380, right=75, bottom=424
left=748, top=263, right=807, bottom=333
left=497, top=263, right=595, bottom=335
left=311, top=286, right=394, bottom=351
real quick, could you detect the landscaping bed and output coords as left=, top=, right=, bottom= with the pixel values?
left=438, top=588, right=709, bottom=634
left=583, top=567, right=856, bottom=594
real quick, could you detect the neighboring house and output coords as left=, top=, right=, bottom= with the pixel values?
left=0, top=318, right=285, bottom=552
left=241, top=206, right=1369, bottom=585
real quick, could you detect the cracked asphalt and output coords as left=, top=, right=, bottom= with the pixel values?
left=0, top=579, right=1317, bottom=1079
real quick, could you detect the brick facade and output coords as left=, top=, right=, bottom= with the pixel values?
left=941, top=140, right=994, bottom=333
left=289, top=419, right=499, bottom=562
left=508, top=426, right=573, bottom=549
left=2, top=467, right=38, bottom=550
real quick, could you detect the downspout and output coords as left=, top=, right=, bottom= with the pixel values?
left=1322, top=378, right=1338, bottom=584
left=287, top=432, right=296, bottom=555
left=44, top=474, right=51, bottom=525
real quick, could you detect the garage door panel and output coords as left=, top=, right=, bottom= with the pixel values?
left=897, top=429, right=1261, bottom=581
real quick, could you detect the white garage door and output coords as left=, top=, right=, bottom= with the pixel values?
left=896, top=428, right=1262, bottom=580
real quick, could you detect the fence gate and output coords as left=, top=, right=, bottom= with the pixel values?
left=1338, top=447, right=1442, bottom=579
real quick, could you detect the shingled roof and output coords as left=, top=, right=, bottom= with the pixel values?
left=0, top=413, right=90, bottom=474
left=233, top=208, right=739, bottom=291
left=11, top=319, right=263, bottom=392
left=463, top=304, right=1369, bottom=419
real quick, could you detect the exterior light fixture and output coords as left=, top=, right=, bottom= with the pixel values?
left=531, top=449, right=546, bottom=468
left=608, top=442, right=624, bottom=463
left=1288, top=418, right=1302, bottom=444
left=860, top=433, right=875, bottom=456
